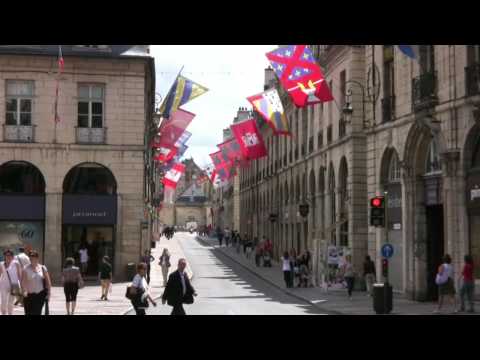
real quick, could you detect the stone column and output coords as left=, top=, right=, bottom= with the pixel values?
left=44, top=192, right=62, bottom=284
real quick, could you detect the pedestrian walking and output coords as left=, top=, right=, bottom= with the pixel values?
left=225, top=227, right=231, bottom=247
left=363, top=255, right=376, bottom=297
left=216, top=227, right=224, bottom=246
left=301, top=258, right=310, bottom=288
left=459, top=255, right=475, bottom=313
left=99, top=256, right=112, bottom=301
left=342, top=255, right=355, bottom=299
left=255, top=239, right=263, bottom=267
left=159, top=248, right=171, bottom=287
left=0, top=249, right=23, bottom=315
left=235, top=232, right=242, bottom=254
left=61, top=257, right=84, bottom=315
left=78, top=245, right=89, bottom=276
left=243, top=233, right=249, bottom=254
left=141, top=250, right=155, bottom=285
left=128, top=262, right=157, bottom=315
left=162, top=258, right=197, bottom=315
left=289, top=249, right=298, bottom=287
left=282, top=251, right=293, bottom=288
left=21, top=251, right=51, bottom=315
left=434, top=254, right=458, bottom=313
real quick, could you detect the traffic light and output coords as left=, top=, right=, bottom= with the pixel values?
left=370, top=196, right=385, bottom=227
left=382, top=258, right=389, bottom=278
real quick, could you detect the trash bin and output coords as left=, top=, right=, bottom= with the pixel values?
left=373, top=283, right=393, bottom=314
left=126, top=262, right=136, bottom=281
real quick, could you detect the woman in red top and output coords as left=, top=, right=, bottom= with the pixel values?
left=459, top=255, right=475, bottom=313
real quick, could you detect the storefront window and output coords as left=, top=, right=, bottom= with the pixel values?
left=0, top=221, right=44, bottom=261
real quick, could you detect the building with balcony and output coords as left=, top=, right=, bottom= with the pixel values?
left=0, top=45, right=155, bottom=282
left=366, top=45, right=480, bottom=301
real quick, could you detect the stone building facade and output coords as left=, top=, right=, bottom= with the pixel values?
left=0, top=45, right=155, bottom=282
left=365, top=45, right=480, bottom=300
left=240, top=46, right=368, bottom=285
left=239, top=45, right=480, bottom=300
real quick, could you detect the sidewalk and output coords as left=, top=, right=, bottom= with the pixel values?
left=11, top=233, right=192, bottom=315
left=198, top=235, right=479, bottom=315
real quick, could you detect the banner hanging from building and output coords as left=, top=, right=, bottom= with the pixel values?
left=265, top=45, right=333, bottom=107
left=162, top=163, right=186, bottom=189
left=247, top=88, right=291, bottom=136
left=230, top=119, right=267, bottom=161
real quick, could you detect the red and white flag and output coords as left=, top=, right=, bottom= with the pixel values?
left=230, top=119, right=267, bottom=161
left=153, top=144, right=178, bottom=163
left=158, top=108, right=195, bottom=146
left=266, top=45, right=333, bottom=107
left=54, top=45, right=64, bottom=123
left=162, top=163, right=186, bottom=189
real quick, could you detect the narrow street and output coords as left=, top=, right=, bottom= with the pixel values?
left=128, top=233, right=329, bottom=315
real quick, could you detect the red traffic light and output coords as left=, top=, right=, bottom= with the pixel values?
left=371, top=197, right=384, bottom=208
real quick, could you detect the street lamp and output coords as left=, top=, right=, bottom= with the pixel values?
left=341, top=58, right=381, bottom=129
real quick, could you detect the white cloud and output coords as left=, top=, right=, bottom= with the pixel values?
left=151, top=45, right=276, bottom=167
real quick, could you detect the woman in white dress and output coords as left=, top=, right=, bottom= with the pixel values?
left=0, top=249, right=23, bottom=315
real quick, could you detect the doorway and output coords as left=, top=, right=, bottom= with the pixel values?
left=425, top=205, right=444, bottom=301
left=62, top=225, right=115, bottom=278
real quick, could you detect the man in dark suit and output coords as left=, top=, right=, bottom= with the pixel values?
left=162, top=258, right=197, bottom=315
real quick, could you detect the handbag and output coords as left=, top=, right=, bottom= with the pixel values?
left=125, top=285, right=137, bottom=300
left=435, top=265, right=449, bottom=285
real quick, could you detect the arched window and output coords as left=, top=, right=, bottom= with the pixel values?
left=388, top=152, right=401, bottom=182
left=425, top=139, right=442, bottom=175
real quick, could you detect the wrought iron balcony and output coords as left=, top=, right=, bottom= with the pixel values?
left=466, top=62, right=480, bottom=97
left=382, top=95, right=396, bottom=123
left=75, top=127, right=106, bottom=144
left=3, top=124, right=35, bottom=143
left=412, top=71, right=438, bottom=112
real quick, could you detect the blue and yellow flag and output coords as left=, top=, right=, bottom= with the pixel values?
left=247, top=88, right=290, bottom=136
left=159, top=75, right=208, bottom=118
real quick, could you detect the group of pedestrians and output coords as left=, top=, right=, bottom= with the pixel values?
left=281, top=249, right=313, bottom=288
left=0, top=248, right=52, bottom=315
left=433, top=253, right=475, bottom=313
left=127, top=249, right=197, bottom=316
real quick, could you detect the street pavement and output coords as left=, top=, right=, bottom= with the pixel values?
left=130, top=232, right=329, bottom=315
left=197, top=235, right=480, bottom=315
left=11, top=231, right=191, bottom=315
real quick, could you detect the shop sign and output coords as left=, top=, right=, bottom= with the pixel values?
left=63, top=195, right=117, bottom=225
left=0, top=195, right=45, bottom=220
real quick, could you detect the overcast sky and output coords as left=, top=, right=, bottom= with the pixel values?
left=150, top=45, right=275, bottom=168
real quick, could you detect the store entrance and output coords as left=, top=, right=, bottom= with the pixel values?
left=62, top=225, right=114, bottom=278
left=425, top=205, right=444, bottom=301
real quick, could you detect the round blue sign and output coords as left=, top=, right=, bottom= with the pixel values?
left=381, top=244, right=394, bottom=258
